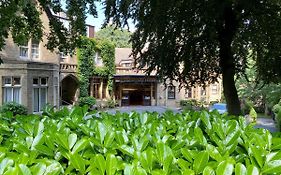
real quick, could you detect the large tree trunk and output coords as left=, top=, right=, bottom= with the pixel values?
left=218, top=5, right=242, bottom=116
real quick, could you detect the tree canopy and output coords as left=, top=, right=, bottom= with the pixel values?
left=2, top=0, right=281, bottom=115
left=103, top=0, right=281, bottom=115
left=96, top=25, right=131, bottom=48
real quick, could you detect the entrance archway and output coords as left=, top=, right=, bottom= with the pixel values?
left=61, top=74, right=79, bottom=105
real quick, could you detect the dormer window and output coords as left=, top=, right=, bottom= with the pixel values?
left=120, top=60, right=133, bottom=67
left=31, top=40, right=39, bottom=59
left=19, top=42, right=28, bottom=58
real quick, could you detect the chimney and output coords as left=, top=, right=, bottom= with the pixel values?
left=87, top=25, right=95, bottom=38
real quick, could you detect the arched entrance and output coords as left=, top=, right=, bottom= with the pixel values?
left=61, top=74, right=79, bottom=105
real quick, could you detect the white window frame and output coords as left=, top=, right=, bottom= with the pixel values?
left=2, top=77, right=21, bottom=104
left=31, top=40, right=39, bottom=59
left=33, top=77, right=48, bottom=113
left=94, top=52, right=103, bottom=66
left=19, top=44, right=29, bottom=59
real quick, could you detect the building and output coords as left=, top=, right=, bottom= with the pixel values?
left=0, top=8, right=222, bottom=113
left=0, top=8, right=95, bottom=113
left=114, top=48, right=222, bottom=107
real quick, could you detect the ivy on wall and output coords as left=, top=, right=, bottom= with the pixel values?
left=77, top=37, right=115, bottom=98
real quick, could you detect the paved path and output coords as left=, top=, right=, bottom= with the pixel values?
left=105, top=106, right=181, bottom=114
left=254, top=117, right=278, bottom=132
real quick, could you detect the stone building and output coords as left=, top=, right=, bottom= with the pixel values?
left=0, top=7, right=222, bottom=113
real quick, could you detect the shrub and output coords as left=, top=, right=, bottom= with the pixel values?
left=78, top=96, right=96, bottom=107
left=0, top=102, right=28, bottom=116
left=249, top=107, right=257, bottom=123
left=241, top=99, right=253, bottom=115
left=106, top=99, right=116, bottom=108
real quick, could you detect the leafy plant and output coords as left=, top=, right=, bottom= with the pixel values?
left=249, top=107, right=257, bottom=123
left=78, top=96, right=96, bottom=107
left=0, top=106, right=280, bottom=174
left=0, top=102, right=28, bottom=116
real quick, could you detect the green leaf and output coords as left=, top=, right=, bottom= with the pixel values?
left=104, top=131, right=115, bottom=148
left=0, top=158, right=14, bottom=175
left=68, top=133, right=77, bottom=150
left=203, top=166, right=215, bottom=175
left=182, top=169, right=195, bottom=175
left=177, top=158, right=191, bottom=171
left=216, top=161, right=234, bottom=175
left=44, top=161, right=63, bottom=175
left=262, top=160, right=281, bottom=174
left=235, top=163, right=246, bottom=175
left=105, top=154, right=117, bottom=175
left=181, top=148, right=194, bottom=162
left=30, top=163, right=46, bottom=175
left=35, top=144, right=54, bottom=157
left=251, top=145, right=264, bottom=168
left=70, top=153, right=85, bottom=173
left=247, top=165, right=259, bottom=175
left=194, top=127, right=207, bottom=145
left=31, top=133, right=43, bottom=150
left=19, top=164, right=32, bottom=175
left=206, top=144, right=223, bottom=162
left=94, top=154, right=106, bottom=174
left=193, top=151, right=209, bottom=174
left=55, top=133, right=69, bottom=150
left=71, top=138, right=89, bottom=154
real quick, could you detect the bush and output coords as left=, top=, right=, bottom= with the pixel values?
left=249, top=107, right=257, bottom=123
left=106, top=99, right=117, bottom=108
left=241, top=100, right=253, bottom=115
left=78, top=96, right=96, bottom=107
left=0, top=102, right=28, bottom=116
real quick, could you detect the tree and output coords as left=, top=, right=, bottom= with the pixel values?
left=96, top=25, right=131, bottom=48
left=103, top=0, right=281, bottom=115
left=0, top=0, right=97, bottom=55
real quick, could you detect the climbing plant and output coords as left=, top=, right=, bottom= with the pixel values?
left=77, top=37, right=115, bottom=98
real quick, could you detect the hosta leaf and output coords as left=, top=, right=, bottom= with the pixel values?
left=134, top=167, right=147, bottom=175
left=203, top=166, right=215, bottom=175
left=30, top=163, right=46, bottom=175
left=216, top=161, right=234, bottom=175
left=19, top=164, right=32, bottom=175
left=235, top=163, right=246, bottom=175
left=262, top=160, right=281, bottom=174
left=247, top=165, right=259, bottom=175
left=105, top=154, right=117, bottom=175
left=68, top=133, right=77, bottom=150
left=193, top=151, right=209, bottom=174
left=124, top=164, right=133, bottom=175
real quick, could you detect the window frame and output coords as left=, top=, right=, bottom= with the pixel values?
left=32, top=77, right=48, bottom=113
left=167, top=85, right=176, bottom=99
left=31, top=40, right=40, bottom=59
left=2, top=76, right=21, bottom=104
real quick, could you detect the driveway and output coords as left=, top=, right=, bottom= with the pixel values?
left=254, top=117, right=278, bottom=132
left=105, top=106, right=181, bottom=114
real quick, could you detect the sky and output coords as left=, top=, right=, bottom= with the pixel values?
left=86, top=2, right=105, bottom=31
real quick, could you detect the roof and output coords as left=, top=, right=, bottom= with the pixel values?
left=115, top=48, right=133, bottom=65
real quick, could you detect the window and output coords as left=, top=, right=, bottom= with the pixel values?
left=94, top=52, right=103, bottom=66
left=201, top=87, right=206, bottom=96
left=33, top=77, right=48, bottom=112
left=2, top=77, right=21, bottom=103
left=167, top=86, right=176, bottom=99
left=185, top=88, right=192, bottom=98
left=19, top=42, right=28, bottom=58
left=92, top=78, right=100, bottom=99
left=31, top=40, right=39, bottom=59
left=212, top=84, right=218, bottom=95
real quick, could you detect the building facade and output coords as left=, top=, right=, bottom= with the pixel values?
left=0, top=8, right=222, bottom=113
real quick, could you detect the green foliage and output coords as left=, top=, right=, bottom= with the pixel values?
left=0, top=102, right=28, bottom=116
left=273, top=100, right=281, bottom=131
left=79, top=96, right=96, bottom=107
left=249, top=107, right=257, bottom=123
left=241, top=100, right=253, bottom=115
left=77, top=37, right=115, bottom=97
left=96, top=25, right=132, bottom=48
left=0, top=107, right=281, bottom=174
left=106, top=99, right=117, bottom=108
left=104, top=0, right=281, bottom=115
